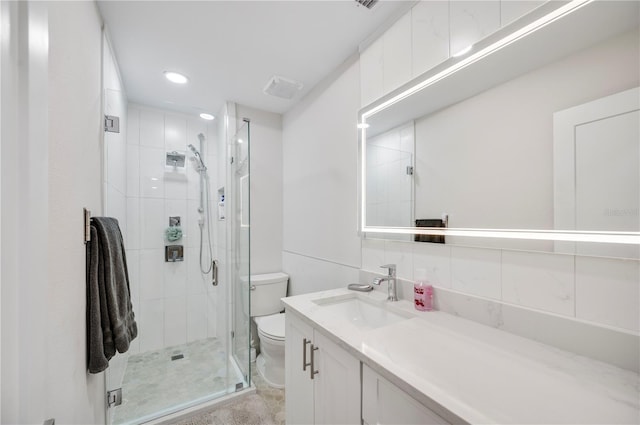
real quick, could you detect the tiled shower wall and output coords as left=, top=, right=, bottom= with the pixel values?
left=125, top=104, right=219, bottom=353
left=363, top=238, right=640, bottom=334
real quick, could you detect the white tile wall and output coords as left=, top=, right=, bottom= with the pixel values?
left=412, top=242, right=451, bottom=288
left=186, top=247, right=208, bottom=295
left=106, top=130, right=126, bottom=196
left=139, top=249, right=164, bottom=301
left=125, top=197, right=140, bottom=250
left=164, top=296, right=187, bottom=348
left=125, top=104, right=218, bottom=352
left=282, top=251, right=360, bottom=297
left=164, top=114, right=187, bottom=151
left=575, top=256, right=640, bottom=332
left=127, top=106, right=140, bottom=145
left=360, top=36, right=384, bottom=107
left=105, top=185, right=127, bottom=232
left=139, top=109, right=164, bottom=148
left=447, top=1, right=501, bottom=60
left=139, top=147, right=165, bottom=198
left=126, top=144, right=140, bottom=198
left=451, top=246, right=502, bottom=299
left=502, top=250, right=574, bottom=316
left=139, top=299, right=164, bottom=352
left=187, top=294, right=208, bottom=342
left=383, top=12, right=412, bottom=93
left=411, top=0, right=449, bottom=77
left=362, top=238, right=385, bottom=272
left=206, top=295, right=218, bottom=338
left=500, top=0, right=545, bottom=26
left=164, top=259, right=187, bottom=299
left=140, top=198, right=165, bottom=249
left=384, top=240, right=414, bottom=280
left=165, top=175, right=188, bottom=200
left=362, top=239, right=640, bottom=334
left=186, top=199, right=201, bottom=249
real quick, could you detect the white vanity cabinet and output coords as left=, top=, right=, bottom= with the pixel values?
left=362, top=365, right=450, bottom=425
left=285, top=312, right=360, bottom=425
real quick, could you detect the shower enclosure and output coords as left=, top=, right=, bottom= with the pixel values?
left=102, top=87, right=252, bottom=423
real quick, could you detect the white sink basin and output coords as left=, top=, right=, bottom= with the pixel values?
left=312, top=294, right=411, bottom=330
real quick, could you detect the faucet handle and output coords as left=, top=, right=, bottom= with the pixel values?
left=380, top=264, right=396, bottom=276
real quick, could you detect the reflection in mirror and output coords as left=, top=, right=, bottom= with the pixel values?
left=554, top=87, right=639, bottom=259
left=365, top=122, right=414, bottom=241
left=361, top=0, right=640, bottom=258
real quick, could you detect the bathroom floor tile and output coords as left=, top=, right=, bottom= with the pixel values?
left=251, top=365, right=285, bottom=425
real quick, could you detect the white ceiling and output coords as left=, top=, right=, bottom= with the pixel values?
left=97, top=1, right=413, bottom=117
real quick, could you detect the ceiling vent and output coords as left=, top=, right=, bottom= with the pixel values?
left=354, top=0, right=378, bottom=10
left=263, top=76, right=304, bottom=100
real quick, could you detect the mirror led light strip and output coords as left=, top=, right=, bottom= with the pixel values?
left=359, top=0, right=639, bottom=244
left=362, top=227, right=640, bottom=245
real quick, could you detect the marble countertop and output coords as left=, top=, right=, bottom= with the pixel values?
left=282, top=288, right=640, bottom=424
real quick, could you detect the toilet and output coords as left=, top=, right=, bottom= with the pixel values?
left=250, top=272, right=289, bottom=388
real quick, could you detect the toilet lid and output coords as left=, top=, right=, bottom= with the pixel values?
left=255, top=313, right=285, bottom=340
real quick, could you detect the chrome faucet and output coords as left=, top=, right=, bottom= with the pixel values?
left=372, top=264, right=398, bottom=301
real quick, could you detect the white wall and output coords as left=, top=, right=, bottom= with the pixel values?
left=282, top=57, right=362, bottom=295
left=236, top=104, right=283, bottom=275
left=1, top=2, right=21, bottom=421
left=1, top=2, right=104, bottom=423
left=125, top=104, right=219, bottom=353
left=47, top=1, right=105, bottom=423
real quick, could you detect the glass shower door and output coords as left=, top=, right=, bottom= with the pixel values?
left=103, top=97, right=252, bottom=424
left=229, top=119, right=251, bottom=383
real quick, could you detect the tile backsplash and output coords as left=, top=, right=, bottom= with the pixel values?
left=361, top=238, right=640, bottom=370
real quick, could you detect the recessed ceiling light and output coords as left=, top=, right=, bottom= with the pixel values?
left=164, top=71, right=189, bottom=84
left=199, top=113, right=215, bottom=121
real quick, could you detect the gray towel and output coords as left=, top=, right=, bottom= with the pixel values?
left=86, top=217, right=138, bottom=374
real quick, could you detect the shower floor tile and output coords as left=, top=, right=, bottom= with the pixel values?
left=112, top=337, right=244, bottom=425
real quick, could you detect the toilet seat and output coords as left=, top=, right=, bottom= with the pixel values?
left=255, top=313, right=285, bottom=342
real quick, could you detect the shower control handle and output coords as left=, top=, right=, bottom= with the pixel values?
left=303, top=338, right=311, bottom=371
left=310, top=344, right=319, bottom=379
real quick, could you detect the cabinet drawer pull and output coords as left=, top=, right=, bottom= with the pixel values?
left=303, top=338, right=311, bottom=371
left=310, top=343, right=319, bottom=379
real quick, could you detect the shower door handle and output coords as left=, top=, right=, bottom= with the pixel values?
left=211, top=260, right=218, bottom=286
left=303, top=338, right=311, bottom=371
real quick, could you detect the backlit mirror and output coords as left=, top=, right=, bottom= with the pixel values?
left=360, top=0, right=640, bottom=259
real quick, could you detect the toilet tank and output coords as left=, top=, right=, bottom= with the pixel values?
left=249, top=272, right=289, bottom=317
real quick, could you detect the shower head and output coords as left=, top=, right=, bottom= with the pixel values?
left=188, top=144, right=207, bottom=172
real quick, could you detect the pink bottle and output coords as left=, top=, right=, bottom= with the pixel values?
left=414, top=269, right=433, bottom=311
